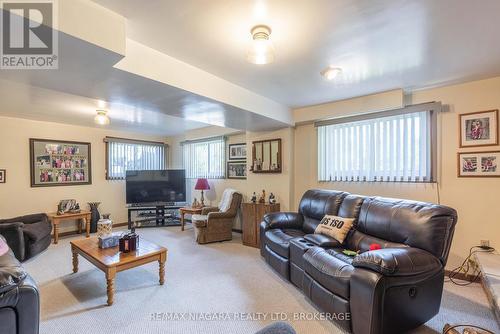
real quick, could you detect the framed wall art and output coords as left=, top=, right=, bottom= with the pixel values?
left=459, top=110, right=498, bottom=148
left=228, top=143, right=247, bottom=160
left=0, top=169, right=5, bottom=183
left=227, top=161, right=247, bottom=179
left=457, top=151, right=500, bottom=177
left=30, top=138, right=92, bottom=187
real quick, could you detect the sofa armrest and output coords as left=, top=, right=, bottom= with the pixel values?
left=0, top=222, right=25, bottom=261
left=303, top=234, right=341, bottom=248
left=0, top=213, right=48, bottom=225
left=352, top=247, right=442, bottom=276
left=262, top=212, right=304, bottom=230
left=207, top=211, right=234, bottom=220
left=201, top=206, right=219, bottom=215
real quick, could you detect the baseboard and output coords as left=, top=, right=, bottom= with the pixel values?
left=444, top=269, right=481, bottom=283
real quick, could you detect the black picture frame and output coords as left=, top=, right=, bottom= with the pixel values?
left=0, top=169, right=5, bottom=183
left=228, top=143, right=247, bottom=160
left=30, top=138, right=92, bottom=187
left=227, top=161, right=247, bottom=179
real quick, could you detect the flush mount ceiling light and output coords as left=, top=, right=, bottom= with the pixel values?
left=247, top=25, right=274, bottom=65
left=321, top=66, right=342, bottom=80
left=94, top=109, right=110, bottom=125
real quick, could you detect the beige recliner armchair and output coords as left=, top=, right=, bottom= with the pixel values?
left=192, top=189, right=242, bottom=244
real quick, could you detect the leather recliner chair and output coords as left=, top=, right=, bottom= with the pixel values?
left=260, top=189, right=457, bottom=334
left=0, top=235, right=40, bottom=334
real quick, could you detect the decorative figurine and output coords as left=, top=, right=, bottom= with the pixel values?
left=251, top=192, right=257, bottom=203
left=192, top=197, right=200, bottom=208
left=259, top=190, right=266, bottom=203
left=269, top=193, right=276, bottom=204
left=57, top=199, right=80, bottom=215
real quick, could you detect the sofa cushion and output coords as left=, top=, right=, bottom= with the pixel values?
left=22, top=221, right=51, bottom=242
left=315, top=215, right=355, bottom=244
left=299, top=190, right=348, bottom=234
left=265, top=229, right=305, bottom=258
left=303, top=247, right=354, bottom=299
left=356, top=197, right=457, bottom=263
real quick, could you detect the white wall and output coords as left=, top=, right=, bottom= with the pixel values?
left=0, top=116, right=166, bottom=232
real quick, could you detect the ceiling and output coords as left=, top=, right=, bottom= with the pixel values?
left=94, top=0, right=500, bottom=107
left=0, top=23, right=289, bottom=135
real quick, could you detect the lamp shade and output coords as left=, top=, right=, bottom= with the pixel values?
left=194, top=178, right=210, bottom=190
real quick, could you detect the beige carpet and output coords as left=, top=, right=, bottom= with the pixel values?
left=24, top=227, right=499, bottom=334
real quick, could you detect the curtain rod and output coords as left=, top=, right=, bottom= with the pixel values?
left=314, top=102, right=442, bottom=127
left=180, top=135, right=227, bottom=145
left=103, top=136, right=168, bottom=146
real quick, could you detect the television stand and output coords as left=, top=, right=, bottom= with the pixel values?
left=127, top=204, right=185, bottom=229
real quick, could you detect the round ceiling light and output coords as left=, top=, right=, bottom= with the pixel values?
left=247, top=25, right=275, bottom=65
left=94, top=109, right=110, bottom=125
left=321, top=66, right=342, bottom=80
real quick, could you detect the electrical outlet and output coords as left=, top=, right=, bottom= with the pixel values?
left=480, top=240, right=490, bottom=248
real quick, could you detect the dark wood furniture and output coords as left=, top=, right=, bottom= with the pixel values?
left=251, top=138, right=282, bottom=173
left=179, top=207, right=203, bottom=231
left=241, top=202, right=280, bottom=248
left=70, top=237, right=167, bottom=306
left=48, top=211, right=91, bottom=244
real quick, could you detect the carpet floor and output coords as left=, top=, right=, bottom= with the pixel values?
left=24, top=227, right=499, bottom=334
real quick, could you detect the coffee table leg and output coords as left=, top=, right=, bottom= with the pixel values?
left=159, top=252, right=166, bottom=285
left=71, top=245, right=79, bottom=273
left=106, top=268, right=116, bottom=306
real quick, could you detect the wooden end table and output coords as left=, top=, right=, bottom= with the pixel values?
left=179, top=207, right=203, bottom=231
left=70, top=237, right=167, bottom=306
left=48, top=211, right=91, bottom=244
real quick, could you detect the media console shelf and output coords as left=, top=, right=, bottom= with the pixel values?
left=127, top=204, right=185, bottom=229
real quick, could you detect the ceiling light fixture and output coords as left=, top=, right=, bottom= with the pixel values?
left=94, top=109, right=110, bottom=125
left=321, top=66, right=342, bottom=80
left=247, top=25, right=274, bottom=65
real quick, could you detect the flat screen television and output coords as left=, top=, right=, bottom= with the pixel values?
left=126, top=170, right=186, bottom=205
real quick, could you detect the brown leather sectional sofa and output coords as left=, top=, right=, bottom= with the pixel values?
left=260, top=189, right=457, bottom=334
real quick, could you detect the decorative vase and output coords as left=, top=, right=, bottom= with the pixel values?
left=88, top=202, right=101, bottom=233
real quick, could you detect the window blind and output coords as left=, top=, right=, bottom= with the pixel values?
left=317, top=106, right=437, bottom=182
left=105, top=138, right=166, bottom=180
left=182, top=136, right=226, bottom=179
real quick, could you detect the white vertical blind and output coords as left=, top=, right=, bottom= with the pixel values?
left=317, top=111, right=432, bottom=182
left=182, top=137, right=226, bottom=179
left=106, top=139, right=166, bottom=180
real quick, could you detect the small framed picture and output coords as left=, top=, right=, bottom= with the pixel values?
left=228, top=143, right=247, bottom=160
left=227, top=161, right=247, bottom=179
left=0, top=169, right=5, bottom=183
left=459, top=110, right=498, bottom=148
left=458, top=151, right=500, bottom=177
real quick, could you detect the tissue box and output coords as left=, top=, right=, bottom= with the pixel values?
left=98, top=232, right=122, bottom=249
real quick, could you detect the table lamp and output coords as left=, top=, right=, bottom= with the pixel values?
left=194, top=178, right=210, bottom=207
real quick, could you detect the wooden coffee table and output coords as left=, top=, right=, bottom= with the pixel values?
left=70, top=237, right=167, bottom=306
left=179, top=207, right=203, bottom=231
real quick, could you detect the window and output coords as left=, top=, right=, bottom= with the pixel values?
left=105, top=137, right=167, bottom=180
left=316, top=103, right=439, bottom=182
left=182, top=136, right=226, bottom=179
